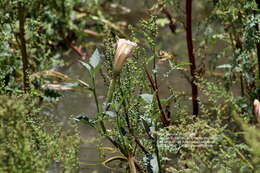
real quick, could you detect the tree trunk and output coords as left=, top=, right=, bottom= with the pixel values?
left=18, top=2, right=30, bottom=92
left=186, top=0, right=199, bottom=115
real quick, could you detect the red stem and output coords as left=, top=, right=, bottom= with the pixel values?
left=186, top=0, right=199, bottom=115
left=63, top=37, right=85, bottom=59
left=144, top=68, right=170, bottom=126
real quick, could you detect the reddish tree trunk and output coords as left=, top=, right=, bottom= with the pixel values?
left=186, top=0, right=199, bottom=115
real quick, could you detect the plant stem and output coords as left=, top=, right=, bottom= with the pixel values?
left=90, top=74, right=106, bottom=133
left=18, top=2, right=30, bottom=92
left=91, top=75, right=100, bottom=113
left=119, top=86, right=149, bottom=154
left=186, top=0, right=199, bottom=115
left=66, top=39, right=84, bottom=58
left=101, top=74, right=129, bottom=156
left=154, top=122, right=162, bottom=173
left=144, top=67, right=170, bottom=126
left=91, top=75, right=107, bottom=134
left=105, top=75, right=117, bottom=110
left=90, top=73, right=126, bottom=155
left=128, top=152, right=137, bottom=173
left=240, top=73, right=244, bottom=97
left=161, top=8, right=177, bottom=34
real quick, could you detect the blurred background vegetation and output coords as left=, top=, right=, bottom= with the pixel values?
left=0, top=0, right=259, bottom=172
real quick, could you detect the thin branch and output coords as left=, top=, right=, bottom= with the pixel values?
left=63, top=36, right=86, bottom=59
left=128, top=152, right=137, bottom=173
left=73, top=7, right=93, bottom=16
left=83, top=29, right=104, bottom=38
left=161, top=8, right=177, bottom=34
left=133, top=158, right=145, bottom=173
left=73, top=7, right=128, bottom=38
left=144, top=67, right=170, bottom=126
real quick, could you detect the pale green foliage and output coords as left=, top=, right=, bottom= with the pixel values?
left=0, top=95, right=80, bottom=173
left=155, top=78, right=256, bottom=172
left=208, top=0, right=259, bottom=98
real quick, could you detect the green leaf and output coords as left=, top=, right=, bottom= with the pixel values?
left=89, top=48, right=102, bottom=69
left=79, top=48, right=102, bottom=73
left=140, top=93, right=153, bottom=104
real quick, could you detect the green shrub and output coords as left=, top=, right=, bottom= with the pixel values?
left=0, top=95, right=80, bottom=173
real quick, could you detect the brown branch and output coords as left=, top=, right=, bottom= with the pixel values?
left=73, top=7, right=93, bottom=16
left=18, top=2, right=30, bottom=92
left=186, top=0, right=199, bottom=115
left=63, top=36, right=86, bottom=59
left=73, top=7, right=127, bottom=38
left=133, top=158, right=145, bottom=173
left=83, top=29, right=104, bottom=37
left=161, top=8, right=177, bottom=34
left=144, top=67, right=170, bottom=126
left=128, top=152, right=137, bottom=173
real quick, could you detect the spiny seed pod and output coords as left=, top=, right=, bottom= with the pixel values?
left=253, top=99, right=260, bottom=122
left=113, top=39, right=137, bottom=74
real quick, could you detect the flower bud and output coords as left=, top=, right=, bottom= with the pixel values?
left=113, top=39, right=137, bottom=74
left=253, top=99, right=260, bottom=121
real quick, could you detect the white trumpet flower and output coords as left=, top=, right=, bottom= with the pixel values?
left=113, top=39, right=137, bottom=74
left=253, top=99, right=260, bottom=122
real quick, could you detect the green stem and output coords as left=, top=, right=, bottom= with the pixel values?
left=105, top=75, right=129, bottom=156
left=105, top=75, right=117, bottom=110
left=92, top=75, right=100, bottom=113
left=154, top=123, right=162, bottom=173
left=90, top=73, right=127, bottom=156
left=90, top=75, right=104, bottom=133
left=91, top=75, right=107, bottom=135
